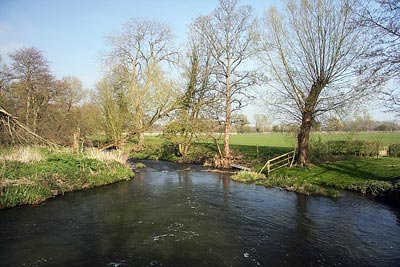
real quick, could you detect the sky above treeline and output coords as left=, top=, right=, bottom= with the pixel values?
left=0, top=0, right=270, bottom=88
left=0, top=0, right=396, bottom=122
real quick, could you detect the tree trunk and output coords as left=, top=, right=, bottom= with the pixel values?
left=138, top=132, right=145, bottom=147
left=25, top=94, right=30, bottom=128
left=296, top=111, right=313, bottom=166
left=224, top=72, right=231, bottom=159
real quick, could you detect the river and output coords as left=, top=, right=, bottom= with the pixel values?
left=1, top=160, right=399, bottom=266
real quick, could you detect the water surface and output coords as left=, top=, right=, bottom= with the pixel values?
left=1, top=160, right=399, bottom=266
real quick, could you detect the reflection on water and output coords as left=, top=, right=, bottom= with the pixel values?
left=0, top=160, right=399, bottom=267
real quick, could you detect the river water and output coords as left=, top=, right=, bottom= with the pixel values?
left=1, top=160, right=399, bottom=267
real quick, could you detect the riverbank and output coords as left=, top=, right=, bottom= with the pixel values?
left=232, top=157, right=400, bottom=202
left=128, top=136, right=400, bottom=201
left=0, top=147, right=134, bottom=209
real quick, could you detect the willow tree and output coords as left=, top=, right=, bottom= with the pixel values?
left=102, top=17, right=179, bottom=147
left=355, top=0, right=400, bottom=116
left=193, top=0, right=259, bottom=165
left=262, top=0, right=379, bottom=165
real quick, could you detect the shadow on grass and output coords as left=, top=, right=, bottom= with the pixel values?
left=317, top=159, right=398, bottom=181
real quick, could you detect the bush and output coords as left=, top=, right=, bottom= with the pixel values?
left=389, top=143, right=400, bottom=157
left=346, top=180, right=392, bottom=196
left=310, top=139, right=384, bottom=160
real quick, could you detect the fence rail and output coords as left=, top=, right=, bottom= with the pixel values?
left=259, top=150, right=295, bottom=176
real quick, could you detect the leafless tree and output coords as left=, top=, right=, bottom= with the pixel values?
left=355, top=0, right=400, bottom=116
left=101, top=17, right=179, bottom=147
left=262, top=0, right=380, bottom=165
left=192, top=0, right=260, bottom=165
left=8, top=47, right=55, bottom=133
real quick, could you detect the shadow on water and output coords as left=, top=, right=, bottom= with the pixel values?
left=0, top=160, right=400, bottom=266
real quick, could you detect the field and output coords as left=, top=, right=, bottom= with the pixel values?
left=230, top=132, right=400, bottom=148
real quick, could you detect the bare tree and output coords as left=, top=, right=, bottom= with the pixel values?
left=8, top=47, right=54, bottom=133
left=355, top=0, right=400, bottom=116
left=102, top=17, right=179, bottom=147
left=193, top=0, right=259, bottom=166
left=262, top=0, right=379, bottom=165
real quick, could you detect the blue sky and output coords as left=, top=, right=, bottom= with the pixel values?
left=0, top=0, right=270, bottom=88
left=0, top=0, right=395, bottom=122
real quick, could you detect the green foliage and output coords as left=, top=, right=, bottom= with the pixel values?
left=0, top=148, right=134, bottom=209
left=135, top=162, right=146, bottom=169
left=231, top=171, right=266, bottom=183
left=346, top=180, right=392, bottom=196
left=310, top=139, right=383, bottom=159
left=389, top=143, right=400, bottom=157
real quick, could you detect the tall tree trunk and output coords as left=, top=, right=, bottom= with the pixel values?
left=224, top=73, right=231, bottom=159
left=296, top=111, right=313, bottom=166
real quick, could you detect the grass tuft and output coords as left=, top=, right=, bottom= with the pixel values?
left=0, top=146, right=46, bottom=163
left=231, top=171, right=266, bottom=183
left=84, top=148, right=128, bottom=165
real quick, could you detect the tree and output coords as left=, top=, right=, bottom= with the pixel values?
left=232, top=114, right=250, bottom=134
left=8, top=47, right=54, bottom=133
left=355, top=0, right=400, bottom=116
left=50, top=76, right=85, bottom=143
left=96, top=76, right=128, bottom=146
left=262, top=0, right=379, bottom=165
left=254, top=114, right=270, bottom=133
left=193, top=0, right=259, bottom=165
left=164, top=25, right=218, bottom=156
left=325, top=117, right=345, bottom=132
left=102, top=17, right=179, bottom=147
left=0, top=55, right=6, bottom=104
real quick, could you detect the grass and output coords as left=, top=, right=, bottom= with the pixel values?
left=268, top=157, right=400, bottom=197
left=230, top=132, right=400, bottom=147
left=231, top=171, right=266, bottom=183
left=0, top=146, right=134, bottom=209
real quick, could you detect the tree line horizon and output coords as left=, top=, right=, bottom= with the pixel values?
left=0, top=0, right=398, bottom=167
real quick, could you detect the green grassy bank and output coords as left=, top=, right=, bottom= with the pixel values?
left=0, top=147, right=134, bottom=209
left=232, top=157, right=400, bottom=199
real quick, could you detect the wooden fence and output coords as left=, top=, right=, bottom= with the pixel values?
left=259, top=150, right=295, bottom=176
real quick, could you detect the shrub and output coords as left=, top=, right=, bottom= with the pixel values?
left=389, top=143, right=400, bottom=157
left=135, top=162, right=146, bottom=169
left=310, top=139, right=384, bottom=160
left=346, top=180, right=392, bottom=196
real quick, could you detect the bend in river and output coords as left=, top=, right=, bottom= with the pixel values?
left=1, top=160, right=399, bottom=266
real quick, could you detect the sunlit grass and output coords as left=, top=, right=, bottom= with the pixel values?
left=0, top=146, right=134, bottom=209
left=0, top=146, right=46, bottom=163
left=268, top=157, right=400, bottom=197
left=84, top=148, right=128, bottom=165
